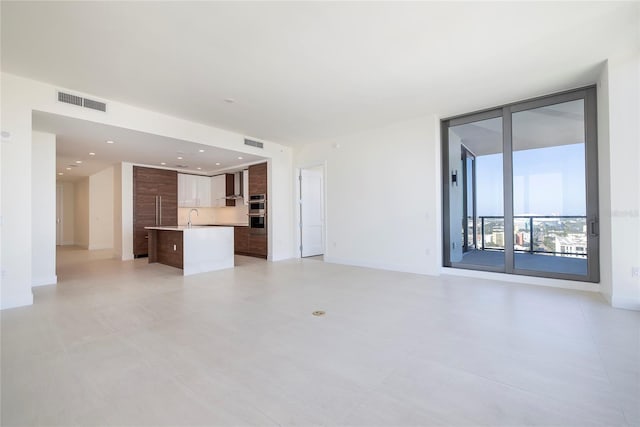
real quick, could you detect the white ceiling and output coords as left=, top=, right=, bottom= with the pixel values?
left=2, top=2, right=638, bottom=146
left=33, top=111, right=266, bottom=182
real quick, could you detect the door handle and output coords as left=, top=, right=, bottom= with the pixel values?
left=159, top=196, right=162, bottom=225
left=589, top=220, right=599, bottom=237
left=155, top=196, right=159, bottom=225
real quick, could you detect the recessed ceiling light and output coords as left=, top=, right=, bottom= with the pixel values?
left=66, top=167, right=71, bottom=170
left=106, top=140, right=114, bottom=144
left=237, top=156, right=243, bottom=160
left=58, top=172, right=63, bottom=175
left=75, top=160, right=82, bottom=164
left=177, top=156, right=183, bottom=160
left=160, top=162, right=166, bottom=166
left=215, top=162, right=221, bottom=166
left=224, top=98, right=235, bottom=104
left=197, top=167, right=202, bottom=170
left=198, top=149, right=205, bottom=153
left=89, top=152, right=95, bottom=156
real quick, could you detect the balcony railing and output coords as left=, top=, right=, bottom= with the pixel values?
left=470, top=216, right=588, bottom=257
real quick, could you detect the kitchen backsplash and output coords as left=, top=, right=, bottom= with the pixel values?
left=178, top=204, right=248, bottom=225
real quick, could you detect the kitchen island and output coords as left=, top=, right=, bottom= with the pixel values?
left=145, top=226, right=234, bottom=275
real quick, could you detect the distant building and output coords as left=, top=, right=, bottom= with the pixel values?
left=555, top=234, right=587, bottom=258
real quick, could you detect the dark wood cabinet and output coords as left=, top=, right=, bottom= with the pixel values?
left=245, top=162, right=268, bottom=259
left=148, top=229, right=183, bottom=269
left=248, top=162, right=267, bottom=196
left=248, top=234, right=268, bottom=258
left=225, top=174, right=236, bottom=207
left=133, top=166, right=178, bottom=257
left=234, top=226, right=267, bottom=259
left=234, top=226, right=250, bottom=255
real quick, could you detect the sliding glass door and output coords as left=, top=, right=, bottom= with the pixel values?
left=446, top=114, right=504, bottom=270
left=442, top=87, right=599, bottom=282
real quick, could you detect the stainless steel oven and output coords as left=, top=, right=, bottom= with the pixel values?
left=248, top=194, right=266, bottom=215
left=248, top=194, right=267, bottom=235
left=248, top=214, right=266, bottom=234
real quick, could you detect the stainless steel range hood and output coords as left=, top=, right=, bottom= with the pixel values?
left=224, top=171, right=244, bottom=200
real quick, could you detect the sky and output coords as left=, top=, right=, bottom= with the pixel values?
left=475, top=143, right=586, bottom=217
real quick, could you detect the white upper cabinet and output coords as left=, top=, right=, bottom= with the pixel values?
left=178, top=173, right=211, bottom=207
left=196, top=175, right=211, bottom=207
left=210, top=174, right=227, bottom=207
left=178, top=174, right=195, bottom=207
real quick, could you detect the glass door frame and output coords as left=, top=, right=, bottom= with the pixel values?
left=441, top=86, right=599, bottom=283
left=442, top=108, right=504, bottom=274
left=461, top=144, right=476, bottom=253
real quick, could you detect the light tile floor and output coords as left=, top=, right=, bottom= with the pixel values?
left=1, top=246, right=639, bottom=426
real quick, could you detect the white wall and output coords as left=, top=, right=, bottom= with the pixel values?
left=61, top=181, right=75, bottom=244
left=1, top=72, right=294, bottom=308
left=74, top=178, right=90, bottom=248
left=600, top=52, right=640, bottom=310
left=0, top=75, right=33, bottom=309
left=31, top=131, right=56, bottom=287
left=88, top=166, right=114, bottom=250
left=112, top=162, right=134, bottom=261
left=121, top=163, right=134, bottom=260
left=294, top=116, right=440, bottom=275
left=113, top=163, right=122, bottom=259
left=268, top=154, right=295, bottom=261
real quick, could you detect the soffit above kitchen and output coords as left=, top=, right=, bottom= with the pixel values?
left=33, top=111, right=266, bottom=182
left=2, top=2, right=637, bottom=146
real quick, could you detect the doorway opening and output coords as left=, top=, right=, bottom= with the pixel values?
left=298, top=165, right=325, bottom=259
left=56, top=184, right=64, bottom=246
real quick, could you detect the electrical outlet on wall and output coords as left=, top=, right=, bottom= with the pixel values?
left=632, top=267, right=640, bottom=277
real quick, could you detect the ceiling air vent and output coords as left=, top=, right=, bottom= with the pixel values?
left=58, top=91, right=83, bottom=106
left=57, top=91, right=107, bottom=112
left=244, top=138, right=263, bottom=149
left=83, top=98, right=107, bottom=112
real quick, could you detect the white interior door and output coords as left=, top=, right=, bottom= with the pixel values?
left=300, top=166, right=324, bottom=257
left=56, top=184, right=63, bottom=245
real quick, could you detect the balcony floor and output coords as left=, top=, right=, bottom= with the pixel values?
left=458, top=249, right=588, bottom=276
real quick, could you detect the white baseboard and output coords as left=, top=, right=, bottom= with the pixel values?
left=61, top=241, right=74, bottom=246
left=268, top=246, right=296, bottom=262
left=1, top=291, right=34, bottom=310
left=612, top=295, right=640, bottom=311
left=32, top=275, right=57, bottom=287
left=323, top=256, right=435, bottom=276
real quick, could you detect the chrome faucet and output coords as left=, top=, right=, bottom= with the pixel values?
left=187, top=208, right=199, bottom=228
